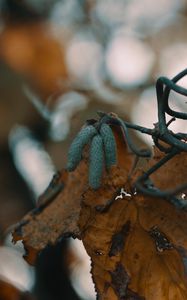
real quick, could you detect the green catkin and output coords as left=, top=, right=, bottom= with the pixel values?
left=67, top=125, right=97, bottom=171
left=100, top=123, right=117, bottom=169
left=89, top=134, right=104, bottom=189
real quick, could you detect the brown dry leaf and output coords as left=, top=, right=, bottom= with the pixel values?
left=13, top=161, right=88, bottom=265
left=79, top=185, right=187, bottom=300
left=12, top=125, right=133, bottom=265
left=77, top=145, right=187, bottom=299
left=12, top=126, right=187, bottom=299
left=149, top=147, right=187, bottom=191
left=0, top=278, right=33, bottom=300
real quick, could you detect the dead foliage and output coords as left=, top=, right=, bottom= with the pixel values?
left=12, top=125, right=187, bottom=299
left=150, top=147, right=187, bottom=191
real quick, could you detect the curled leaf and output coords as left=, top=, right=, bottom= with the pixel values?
left=12, top=125, right=133, bottom=265
left=13, top=160, right=88, bottom=265
left=12, top=122, right=187, bottom=300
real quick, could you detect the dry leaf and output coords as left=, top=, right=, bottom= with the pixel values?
left=13, top=162, right=87, bottom=265
left=12, top=125, right=187, bottom=299
left=13, top=125, right=133, bottom=265
left=79, top=186, right=187, bottom=299
left=149, top=147, right=187, bottom=191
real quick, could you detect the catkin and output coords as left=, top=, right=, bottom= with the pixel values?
left=67, top=125, right=97, bottom=171
left=89, top=134, right=104, bottom=189
left=100, top=123, right=117, bottom=169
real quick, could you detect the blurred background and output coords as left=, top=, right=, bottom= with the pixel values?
left=0, top=0, right=187, bottom=299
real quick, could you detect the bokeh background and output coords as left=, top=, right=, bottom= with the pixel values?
left=0, top=0, right=187, bottom=299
